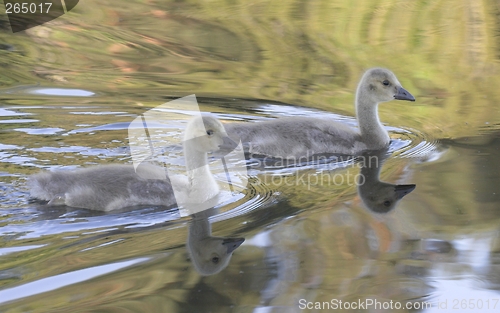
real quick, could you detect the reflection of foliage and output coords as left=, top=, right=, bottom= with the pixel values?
left=0, top=0, right=499, bottom=138
left=0, top=3, right=499, bottom=310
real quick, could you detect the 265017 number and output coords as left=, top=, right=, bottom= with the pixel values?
left=5, top=2, right=53, bottom=14
left=452, top=299, right=498, bottom=310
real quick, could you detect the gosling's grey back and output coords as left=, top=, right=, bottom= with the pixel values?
left=225, top=116, right=362, bottom=158
left=28, top=164, right=175, bottom=211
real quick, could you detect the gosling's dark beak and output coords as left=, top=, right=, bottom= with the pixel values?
left=222, top=237, right=245, bottom=254
left=219, top=135, right=238, bottom=151
left=394, top=184, right=416, bottom=199
left=394, top=86, right=415, bottom=101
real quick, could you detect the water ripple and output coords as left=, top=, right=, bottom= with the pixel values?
left=0, top=257, right=149, bottom=305
left=14, top=128, right=64, bottom=135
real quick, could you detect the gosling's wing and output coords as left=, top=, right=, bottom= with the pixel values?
left=224, top=117, right=359, bottom=157
left=126, top=177, right=176, bottom=208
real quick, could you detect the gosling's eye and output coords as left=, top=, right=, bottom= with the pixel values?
left=383, top=200, right=391, bottom=207
left=211, top=256, right=220, bottom=264
left=206, top=130, right=214, bottom=136
left=382, top=80, right=390, bottom=86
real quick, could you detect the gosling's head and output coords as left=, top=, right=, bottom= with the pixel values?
left=358, top=182, right=416, bottom=213
left=187, top=236, right=245, bottom=276
left=184, top=114, right=237, bottom=153
left=358, top=68, right=415, bottom=104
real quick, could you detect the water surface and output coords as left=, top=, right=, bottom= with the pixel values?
left=1, top=0, right=500, bottom=312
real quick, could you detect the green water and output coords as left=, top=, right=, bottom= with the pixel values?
left=0, top=0, right=500, bottom=312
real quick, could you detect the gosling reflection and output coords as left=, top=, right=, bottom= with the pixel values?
left=187, top=209, right=245, bottom=276
left=357, top=150, right=416, bottom=213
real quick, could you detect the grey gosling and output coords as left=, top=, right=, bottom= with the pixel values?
left=28, top=114, right=237, bottom=211
left=225, top=68, right=415, bottom=159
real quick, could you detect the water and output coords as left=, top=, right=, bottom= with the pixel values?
left=1, top=0, right=500, bottom=312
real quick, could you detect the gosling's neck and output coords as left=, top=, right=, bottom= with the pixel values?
left=355, top=89, right=390, bottom=149
left=188, top=214, right=211, bottom=242
left=183, top=143, right=219, bottom=196
left=186, top=214, right=211, bottom=270
left=359, top=152, right=386, bottom=185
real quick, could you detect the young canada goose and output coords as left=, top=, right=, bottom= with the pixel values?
left=187, top=210, right=244, bottom=275
left=225, top=68, right=415, bottom=159
left=28, top=114, right=237, bottom=211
